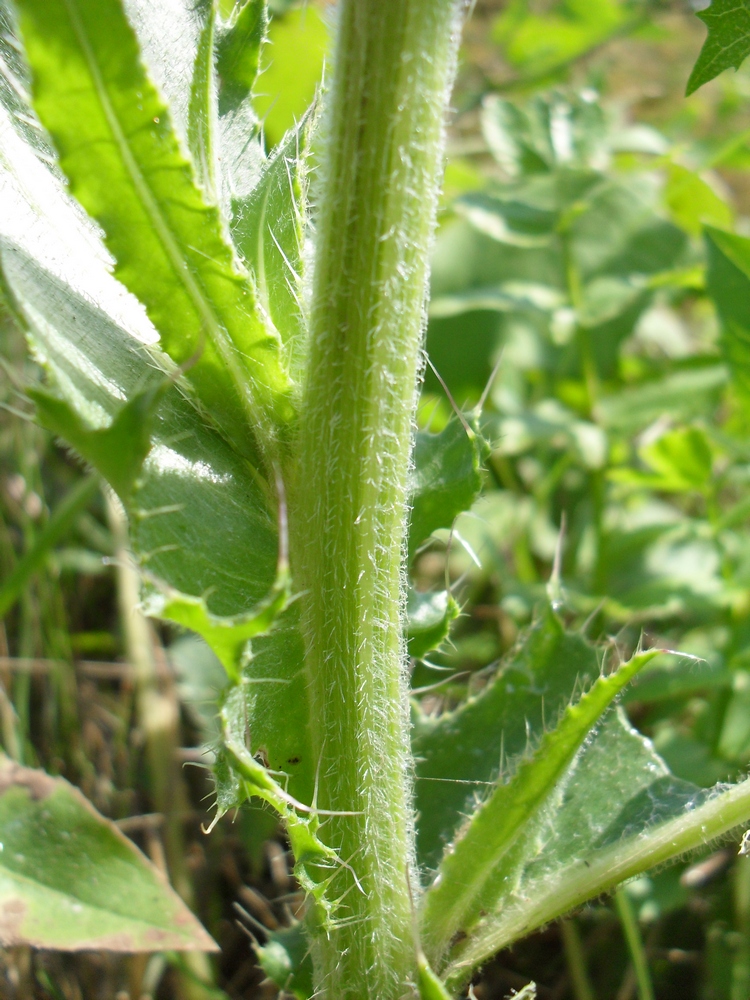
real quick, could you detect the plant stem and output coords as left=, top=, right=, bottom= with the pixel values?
left=290, top=2, right=464, bottom=997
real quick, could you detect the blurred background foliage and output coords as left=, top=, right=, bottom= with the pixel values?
left=6, top=0, right=750, bottom=997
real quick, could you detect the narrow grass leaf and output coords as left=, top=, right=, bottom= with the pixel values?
left=0, top=474, right=99, bottom=619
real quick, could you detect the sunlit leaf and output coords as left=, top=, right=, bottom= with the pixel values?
left=217, top=0, right=266, bottom=112
left=493, top=0, right=633, bottom=78
left=686, top=0, right=750, bottom=96
left=408, top=418, right=484, bottom=561
left=253, top=6, right=328, bottom=147
left=664, top=163, right=733, bottom=236
left=407, top=589, right=460, bottom=660
left=231, top=111, right=312, bottom=373
left=14, top=0, right=294, bottom=448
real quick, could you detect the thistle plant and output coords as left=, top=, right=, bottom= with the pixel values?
left=3, top=1, right=750, bottom=998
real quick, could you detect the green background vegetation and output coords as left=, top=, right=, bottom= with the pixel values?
left=6, top=0, right=750, bottom=996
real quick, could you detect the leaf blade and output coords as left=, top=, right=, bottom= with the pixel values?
left=0, top=756, right=216, bottom=951
left=686, top=0, right=750, bottom=96
left=420, top=647, right=659, bottom=963
left=14, top=0, right=294, bottom=449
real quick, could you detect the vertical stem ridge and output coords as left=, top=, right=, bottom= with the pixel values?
left=291, top=2, right=464, bottom=997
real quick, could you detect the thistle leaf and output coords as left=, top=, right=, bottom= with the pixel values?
left=14, top=0, right=294, bottom=449
left=420, top=645, right=660, bottom=962
left=440, top=711, right=749, bottom=989
left=412, top=608, right=600, bottom=870
left=30, top=384, right=165, bottom=502
left=408, top=417, right=484, bottom=561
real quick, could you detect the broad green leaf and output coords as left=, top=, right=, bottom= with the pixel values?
left=0, top=7, right=279, bottom=613
left=420, top=646, right=659, bottom=962
left=479, top=93, right=609, bottom=176
left=686, top=0, right=750, bottom=96
left=454, top=191, right=555, bottom=248
left=641, top=426, right=713, bottom=488
left=597, top=365, right=728, bottom=433
left=146, top=568, right=314, bottom=803
left=0, top=755, right=216, bottom=951
left=412, top=608, right=601, bottom=871
left=440, top=711, right=750, bottom=989
left=664, top=163, right=733, bottom=236
left=0, top=25, right=310, bottom=809
left=255, top=920, right=314, bottom=1000
left=118, top=0, right=268, bottom=223
left=30, top=385, right=165, bottom=502
left=144, top=564, right=290, bottom=685
left=610, top=426, right=714, bottom=494
left=486, top=401, right=607, bottom=470
left=570, top=176, right=687, bottom=285
left=407, top=589, right=460, bottom=660
left=493, top=0, right=632, bottom=79
left=121, top=0, right=210, bottom=149
left=408, top=418, right=484, bottom=561
left=1, top=239, right=279, bottom=614
left=15, top=0, right=294, bottom=450
left=705, top=227, right=750, bottom=399
left=480, top=96, right=549, bottom=178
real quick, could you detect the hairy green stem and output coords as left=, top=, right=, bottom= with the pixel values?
left=290, top=2, right=464, bottom=997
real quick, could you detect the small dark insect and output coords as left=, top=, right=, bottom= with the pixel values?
left=287, top=756, right=301, bottom=765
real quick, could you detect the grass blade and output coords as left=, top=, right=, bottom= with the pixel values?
left=0, top=473, right=98, bottom=619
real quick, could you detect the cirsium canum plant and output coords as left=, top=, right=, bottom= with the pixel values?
left=4, top=0, right=750, bottom=997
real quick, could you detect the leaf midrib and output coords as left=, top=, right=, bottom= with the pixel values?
left=59, top=0, right=260, bottom=429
